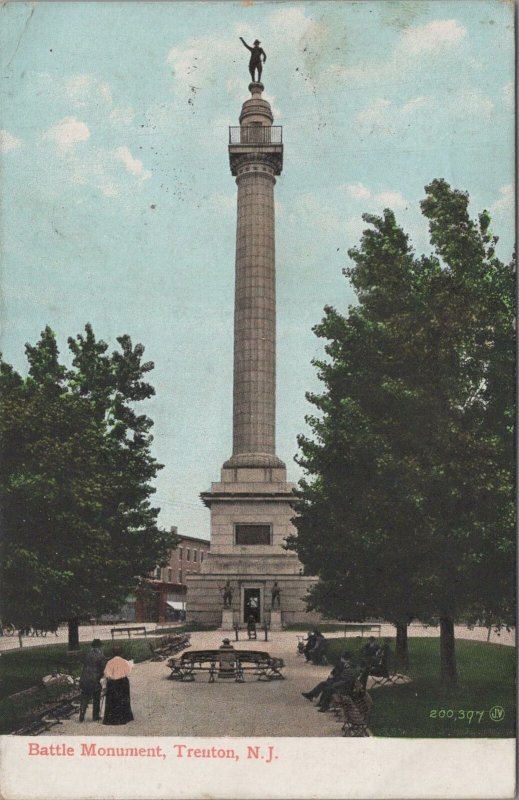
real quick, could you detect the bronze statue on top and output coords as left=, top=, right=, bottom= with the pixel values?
left=239, top=37, right=266, bottom=83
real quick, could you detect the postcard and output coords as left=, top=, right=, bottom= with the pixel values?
left=0, top=1, right=515, bottom=799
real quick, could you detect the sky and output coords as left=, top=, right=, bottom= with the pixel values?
left=0, top=1, right=515, bottom=540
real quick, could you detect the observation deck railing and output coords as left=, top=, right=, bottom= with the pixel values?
left=229, top=126, right=282, bottom=145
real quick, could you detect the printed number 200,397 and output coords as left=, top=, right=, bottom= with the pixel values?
left=429, top=709, right=485, bottom=723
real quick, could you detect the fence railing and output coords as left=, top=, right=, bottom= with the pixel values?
left=229, top=126, right=282, bottom=145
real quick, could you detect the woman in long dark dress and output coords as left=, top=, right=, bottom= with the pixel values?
left=102, top=646, right=134, bottom=725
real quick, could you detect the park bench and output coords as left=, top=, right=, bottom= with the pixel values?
left=12, top=677, right=80, bottom=735
left=111, top=626, right=147, bottom=639
left=148, top=633, right=191, bottom=661
left=334, top=690, right=373, bottom=737
left=167, top=649, right=285, bottom=683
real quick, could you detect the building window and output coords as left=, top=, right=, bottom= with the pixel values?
left=154, top=566, right=161, bottom=580
left=235, top=524, right=272, bottom=545
left=167, top=569, right=172, bottom=582
left=200, top=551, right=204, bottom=563
left=193, top=550, right=198, bottom=563
left=179, top=547, right=183, bottom=560
left=178, top=570, right=182, bottom=583
left=186, top=549, right=190, bottom=561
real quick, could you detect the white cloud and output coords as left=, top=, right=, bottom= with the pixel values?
left=325, top=19, right=467, bottom=90
left=64, top=74, right=113, bottom=108
left=450, top=88, right=493, bottom=116
left=490, top=184, right=514, bottom=215
left=113, top=146, right=151, bottom=181
left=0, top=129, right=22, bottom=153
left=402, top=95, right=430, bottom=113
left=45, top=117, right=90, bottom=152
left=375, top=191, right=408, bottom=210
left=343, top=183, right=408, bottom=210
left=345, top=182, right=371, bottom=201
left=402, top=19, right=466, bottom=54
left=109, top=106, right=135, bottom=126
left=502, top=82, right=514, bottom=109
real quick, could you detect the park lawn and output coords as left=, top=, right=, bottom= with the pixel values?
left=0, top=638, right=151, bottom=734
left=326, top=636, right=515, bottom=738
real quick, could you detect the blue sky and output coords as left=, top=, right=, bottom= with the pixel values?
left=0, top=1, right=514, bottom=540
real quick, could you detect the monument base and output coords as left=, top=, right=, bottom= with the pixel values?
left=270, top=609, right=282, bottom=631
left=221, top=608, right=234, bottom=631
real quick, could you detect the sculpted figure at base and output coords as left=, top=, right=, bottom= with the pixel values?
left=239, top=37, right=266, bottom=83
left=221, top=580, right=233, bottom=608
left=271, top=581, right=281, bottom=608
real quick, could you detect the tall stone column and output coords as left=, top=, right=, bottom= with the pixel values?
left=225, top=82, right=284, bottom=469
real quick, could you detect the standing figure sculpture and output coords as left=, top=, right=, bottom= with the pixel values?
left=239, top=37, right=266, bottom=83
left=222, top=580, right=233, bottom=608
left=271, top=581, right=281, bottom=609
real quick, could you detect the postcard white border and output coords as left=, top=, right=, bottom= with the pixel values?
left=0, top=735, right=515, bottom=800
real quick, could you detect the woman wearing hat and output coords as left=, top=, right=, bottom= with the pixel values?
left=102, top=645, right=134, bottom=725
left=239, top=37, right=267, bottom=82
left=79, top=639, right=106, bottom=722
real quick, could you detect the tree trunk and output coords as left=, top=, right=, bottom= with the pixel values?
left=68, top=617, right=80, bottom=651
left=395, top=620, right=409, bottom=671
left=439, top=614, right=457, bottom=686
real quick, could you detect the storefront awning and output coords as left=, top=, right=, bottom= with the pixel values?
left=167, top=601, right=186, bottom=610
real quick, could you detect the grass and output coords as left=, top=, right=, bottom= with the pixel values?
left=325, top=636, right=516, bottom=738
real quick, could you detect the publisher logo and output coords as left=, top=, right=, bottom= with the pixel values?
left=489, top=705, right=505, bottom=722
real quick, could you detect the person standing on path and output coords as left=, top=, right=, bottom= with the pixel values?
left=102, top=645, right=134, bottom=725
left=79, top=639, right=106, bottom=722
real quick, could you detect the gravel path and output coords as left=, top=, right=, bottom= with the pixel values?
left=45, top=631, right=348, bottom=738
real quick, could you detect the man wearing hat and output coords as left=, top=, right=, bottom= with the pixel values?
left=239, top=37, right=267, bottom=82
left=78, top=639, right=107, bottom=722
left=301, top=651, right=360, bottom=712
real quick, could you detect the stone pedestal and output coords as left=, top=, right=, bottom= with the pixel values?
left=221, top=608, right=234, bottom=631
left=270, top=609, right=282, bottom=631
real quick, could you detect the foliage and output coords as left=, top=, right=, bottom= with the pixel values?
left=0, top=325, right=177, bottom=632
left=287, top=180, right=515, bottom=679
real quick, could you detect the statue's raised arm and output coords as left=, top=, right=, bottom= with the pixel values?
left=239, top=37, right=266, bottom=83
left=239, top=36, right=253, bottom=53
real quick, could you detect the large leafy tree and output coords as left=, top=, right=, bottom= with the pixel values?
left=0, top=325, right=176, bottom=648
left=288, top=181, right=515, bottom=684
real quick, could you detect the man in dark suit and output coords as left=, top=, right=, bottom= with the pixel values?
left=302, top=651, right=359, bottom=711
left=79, top=638, right=106, bottom=722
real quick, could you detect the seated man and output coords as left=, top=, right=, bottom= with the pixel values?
left=302, top=651, right=359, bottom=711
left=218, top=638, right=236, bottom=678
left=360, top=636, right=380, bottom=668
left=309, top=632, right=327, bottom=665
left=303, top=630, right=317, bottom=662
left=370, top=639, right=392, bottom=678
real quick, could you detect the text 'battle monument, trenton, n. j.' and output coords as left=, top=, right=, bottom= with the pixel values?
left=186, top=41, right=319, bottom=629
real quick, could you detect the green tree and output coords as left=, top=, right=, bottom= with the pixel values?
left=288, top=181, right=515, bottom=685
left=0, top=326, right=176, bottom=649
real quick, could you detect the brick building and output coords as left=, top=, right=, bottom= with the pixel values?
left=135, top=530, right=210, bottom=623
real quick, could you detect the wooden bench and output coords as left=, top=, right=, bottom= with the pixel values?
left=148, top=633, right=191, bottom=661
left=111, top=626, right=147, bottom=639
left=167, top=649, right=285, bottom=683
left=12, top=680, right=80, bottom=735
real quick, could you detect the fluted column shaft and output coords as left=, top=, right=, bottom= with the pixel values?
left=232, top=165, right=276, bottom=458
